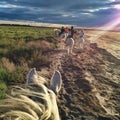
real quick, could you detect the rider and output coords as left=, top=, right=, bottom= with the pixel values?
left=70, top=26, right=75, bottom=38
left=67, top=26, right=75, bottom=38
left=79, top=29, right=84, bottom=38
left=59, top=26, right=65, bottom=36
left=67, top=28, right=72, bottom=38
left=78, top=29, right=85, bottom=49
left=65, top=27, right=69, bottom=33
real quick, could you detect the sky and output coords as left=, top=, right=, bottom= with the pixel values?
left=0, top=0, right=120, bottom=27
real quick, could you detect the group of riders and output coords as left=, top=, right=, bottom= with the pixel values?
left=59, top=26, right=74, bottom=38
left=59, top=26, right=84, bottom=39
left=57, top=26, right=86, bottom=55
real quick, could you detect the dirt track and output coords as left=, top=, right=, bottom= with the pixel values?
left=40, top=30, right=120, bottom=120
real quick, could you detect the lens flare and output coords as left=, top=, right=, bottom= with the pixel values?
left=114, top=4, right=120, bottom=9
left=89, top=16, right=120, bottom=42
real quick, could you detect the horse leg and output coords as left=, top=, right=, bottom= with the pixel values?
left=67, top=46, right=70, bottom=55
left=79, top=40, right=82, bottom=49
left=62, top=44, right=65, bottom=49
left=68, top=47, right=70, bottom=55
left=70, top=47, right=73, bottom=54
left=81, top=38, right=85, bottom=49
left=79, top=38, right=84, bottom=49
left=63, top=38, right=67, bottom=49
left=70, top=47, right=74, bottom=55
left=79, top=41, right=81, bottom=48
left=70, top=40, right=74, bottom=54
left=61, top=41, right=65, bottom=49
left=77, top=38, right=81, bottom=48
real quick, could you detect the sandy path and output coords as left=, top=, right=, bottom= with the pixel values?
left=40, top=31, right=120, bottom=120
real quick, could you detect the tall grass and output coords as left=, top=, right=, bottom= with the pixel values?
left=0, top=25, right=58, bottom=99
left=0, top=25, right=57, bottom=65
left=0, top=80, right=7, bottom=99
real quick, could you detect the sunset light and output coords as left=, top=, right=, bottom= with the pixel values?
left=90, top=16, right=120, bottom=42
left=114, top=4, right=120, bottom=9
left=0, top=0, right=120, bottom=120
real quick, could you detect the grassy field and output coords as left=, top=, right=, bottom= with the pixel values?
left=0, top=25, right=58, bottom=99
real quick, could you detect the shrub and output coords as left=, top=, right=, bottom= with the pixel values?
left=0, top=80, right=7, bottom=99
left=0, top=25, right=58, bottom=84
left=0, top=68, right=13, bottom=83
left=1, top=57, right=16, bottom=73
left=31, top=55, right=50, bottom=69
left=12, top=66, right=25, bottom=83
left=0, top=67, right=25, bottom=84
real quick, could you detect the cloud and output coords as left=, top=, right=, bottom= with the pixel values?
left=0, top=0, right=119, bottom=26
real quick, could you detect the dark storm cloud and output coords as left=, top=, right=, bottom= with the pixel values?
left=0, top=0, right=119, bottom=26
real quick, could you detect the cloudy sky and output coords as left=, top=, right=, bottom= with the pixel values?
left=0, top=0, right=120, bottom=27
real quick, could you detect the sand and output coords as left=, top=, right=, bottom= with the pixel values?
left=41, top=30, right=120, bottom=120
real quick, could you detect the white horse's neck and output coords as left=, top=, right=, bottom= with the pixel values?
left=49, top=90, right=61, bottom=120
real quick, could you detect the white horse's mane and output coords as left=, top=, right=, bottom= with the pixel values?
left=0, top=68, right=62, bottom=120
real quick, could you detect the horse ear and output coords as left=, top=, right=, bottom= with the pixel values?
left=50, top=70, right=62, bottom=94
left=26, top=68, right=38, bottom=85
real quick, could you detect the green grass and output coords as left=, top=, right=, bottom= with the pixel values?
left=0, top=25, right=54, bottom=51
left=0, top=25, right=56, bottom=61
left=0, top=80, right=7, bottom=99
left=0, top=68, right=8, bottom=99
left=0, top=25, right=58, bottom=99
left=0, top=25, right=54, bottom=41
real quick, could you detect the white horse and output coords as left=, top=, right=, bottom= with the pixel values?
left=65, top=37, right=74, bottom=55
left=0, top=68, right=62, bottom=120
left=54, top=29, right=68, bottom=41
left=54, top=29, right=75, bottom=55
left=77, top=36, right=85, bottom=49
left=54, top=29, right=61, bottom=37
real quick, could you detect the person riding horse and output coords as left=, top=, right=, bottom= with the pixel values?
left=59, top=26, right=65, bottom=36
left=70, top=26, right=75, bottom=38
left=77, top=29, right=85, bottom=49
left=80, top=30, right=84, bottom=38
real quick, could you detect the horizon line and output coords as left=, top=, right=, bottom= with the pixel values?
left=0, top=20, right=120, bottom=32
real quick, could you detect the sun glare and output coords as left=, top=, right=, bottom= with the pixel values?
left=89, top=17, right=120, bottom=42
left=114, top=4, right=120, bottom=9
